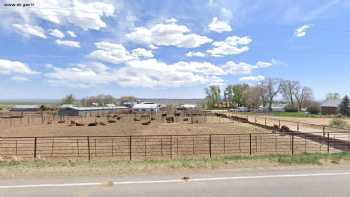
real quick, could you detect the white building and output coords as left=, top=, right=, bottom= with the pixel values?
left=10, top=105, right=41, bottom=112
left=132, top=102, right=159, bottom=112
left=177, top=104, right=197, bottom=110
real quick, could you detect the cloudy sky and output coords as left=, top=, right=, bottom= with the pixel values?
left=0, top=0, right=349, bottom=99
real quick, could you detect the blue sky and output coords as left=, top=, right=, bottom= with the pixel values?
left=0, top=0, right=349, bottom=100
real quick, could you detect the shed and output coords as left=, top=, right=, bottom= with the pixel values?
left=58, top=106, right=129, bottom=116
left=177, top=104, right=197, bottom=110
left=10, top=105, right=40, bottom=112
left=320, top=99, right=342, bottom=115
left=132, top=102, right=159, bottom=113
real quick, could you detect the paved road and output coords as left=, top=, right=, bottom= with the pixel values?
left=1, top=169, right=350, bottom=197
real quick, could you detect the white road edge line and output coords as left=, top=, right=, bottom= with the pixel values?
left=1, top=172, right=350, bottom=189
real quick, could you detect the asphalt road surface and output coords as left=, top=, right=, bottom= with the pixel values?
left=1, top=169, right=350, bottom=197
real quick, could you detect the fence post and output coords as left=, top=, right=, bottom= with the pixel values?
left=209, top=135, right=212, bottom=158
left=323, top=126, right=326, bottom=137
left=249, top=134, right=252, bottom=155
left=327, top=132, right=330, bottom=153
left=170, top=136, right=173, bottom=160
left=297, top=122, right=300, bottom=131
left=15, top=140, right=18, bottom=156
left=33, top=137, right=37, bottom=159
left=111, top=138, right=114, bottom=157
left=265, top=118, right=267, bottom=126
left=87, top=136, right=91, bottom=161
left=291, top=133, right=294, bottom=155
left=129, top=136, right=132, bottom=161
left=223, top=136, right=226, bottom=154
left=278, top=120, right=281, bottom=128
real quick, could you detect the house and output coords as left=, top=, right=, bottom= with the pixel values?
left=10, top=105, right=41, bottom=112
left=58, top=106, right=129, bottom=116
left=132, top=102, right=159, bottom=113
left=320, top=99, right=342, bottom=115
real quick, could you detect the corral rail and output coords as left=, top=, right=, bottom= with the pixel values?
left=1, top=132, right=349, bottom=160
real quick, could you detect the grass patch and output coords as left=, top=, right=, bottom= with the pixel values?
left=275, top=154, right=323, bottom=165
left=1, top=153, right=350, bottom=177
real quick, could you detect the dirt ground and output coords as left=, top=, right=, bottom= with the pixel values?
left=0, top=114, right=342, bottom=160
left=0, top=115, right=269, bottom=137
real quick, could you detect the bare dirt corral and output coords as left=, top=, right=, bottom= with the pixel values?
left=0, top=115, right=268, bottom=137
left=0, top=113, right=343, bottom=160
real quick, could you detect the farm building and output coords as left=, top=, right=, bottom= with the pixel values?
left=320, top=99, right=342, bottom=114
left=132, top=102, right=159, bottom=112
left=10, top=105, right=41, bottom=112
left=58, top=106, right=129, bottom=116
left=176, top=104, right=197, bottom=111
left=256, top=104, right=287, bottom=112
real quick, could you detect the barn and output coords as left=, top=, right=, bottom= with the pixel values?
left=320, top=99, right=341, bottom=115
left=58, top=106, right=129, bottom=116
left=132, top=102, right=159, bottom=113
left=10, top=105, right=41, bottom=112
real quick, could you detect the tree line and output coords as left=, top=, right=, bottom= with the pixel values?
left=61, top=94, right=136, bottom=107
left=205, top=78, right=315, bottom=112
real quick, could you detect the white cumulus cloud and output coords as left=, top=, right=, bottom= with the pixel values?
left=55, top=39, right=80, bottom=48
left=66, top=31, right=77, bottom=38
left=44, top=58, right=275, bottom=88
left=88, top=41, right=137, bottom=64
left=0, top=58, right=38, bottom=75
left=223, top=61, right=273, bottom=75
left=48, top=29, right=65, bottom=39
left=131, top=48, right=154, bottom=58
left=295, top=25, right=311, bottom=37
left=207, top=35, right=252, bottom=56
left=126, top=22, right=212, bottom=48
left=4, top=0, right=115, bottom=31
left=208, top=17, right=232, bottom=33
left=12, top=24, right=47, bottom=39
left=45, top=63, right=114, bottom=88
left=186, top=51, right=206, bottom=57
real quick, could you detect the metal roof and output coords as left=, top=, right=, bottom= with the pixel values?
left=12, top=105, right=40, bottom=109
left=132, top=103, right=158, bottom=109
left=320, top=99, right=342, bottom=108
left=60, top=106, right=128, bottom=111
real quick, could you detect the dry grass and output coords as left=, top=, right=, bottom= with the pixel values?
left=1, top=152, right=350, bottom=179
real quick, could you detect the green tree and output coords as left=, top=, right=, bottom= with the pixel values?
left=80, top=95, right=117, bottom=106
left=119, top=96, right=137, bottom=105
left=205, top=85, right=221, bottom=109
left=61, top=94, right=76, bottom=105
left=339, top=96, right=350, bottom=117
left=225, top=84, right=249, bottom=107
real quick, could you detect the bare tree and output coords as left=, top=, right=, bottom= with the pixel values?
left=259, top=78, right=282, bottom=111
left=281, top=80, right=299, bottom=106
left=243, top=86, right=262, bottom=110
left=295, top=86, right=313, bottom=111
